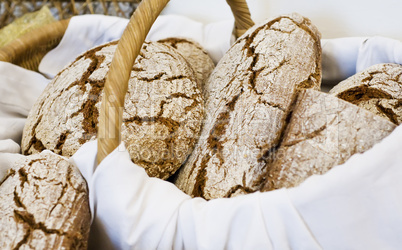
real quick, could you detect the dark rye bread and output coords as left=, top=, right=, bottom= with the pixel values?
left=0, top=151, right=91, bottom=249
left=21, top=41, right=204, bottom=180
left=173, top=13, right=322, bottom=200
left=158, top=37, right=215, bottom=97
left=329, top=63, right=402, bottom=125
left=262, top=89, right=396, bottom=191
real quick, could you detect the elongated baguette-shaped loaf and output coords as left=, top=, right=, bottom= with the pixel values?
left=329, top=63, right=402, bottom=125
left=174, top=13, right=322, bottom=199
left=0, top=151, right=91, bottom=249
left=262, top=89, right=396, bottom=191
left=21, top=41, right=204, bottom=180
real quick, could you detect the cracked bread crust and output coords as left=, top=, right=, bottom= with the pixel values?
left=173, top=13, right=322, bottom=200
left=0, top=151, right=91, bottom=249
left=329, top=63, right=402, bottom=125
left=21, top=41, right=204, bottom=180
left=158, top=37, right=215, bottom=97
left=261, top=89, right=396, bottom=191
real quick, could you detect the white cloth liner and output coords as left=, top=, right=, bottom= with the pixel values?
left=1, top=13, right=402, bottom=249
left=69, top=125, right=402, bottom=249
left=0, top=62, right=49, bottom=144
left=70, top=140, right=324, bottom=249
left=39, top=14, right=235, bottom=78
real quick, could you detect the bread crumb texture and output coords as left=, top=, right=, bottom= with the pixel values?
left=173, top=13, right=322, bottom=200
left=22, top=41, right=204, bottom=180
left=0, top=151, right=91, bottom=249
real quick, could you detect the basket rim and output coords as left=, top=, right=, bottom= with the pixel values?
left=0, top=18, right=70, bottom=70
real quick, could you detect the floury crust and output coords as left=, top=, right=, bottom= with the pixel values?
left=22, top=41, right=204, bottom=180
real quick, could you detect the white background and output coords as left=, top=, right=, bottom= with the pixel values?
left=163, top=0, right=402, bottom=40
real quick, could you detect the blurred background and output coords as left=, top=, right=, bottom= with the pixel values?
left=163, top=0, right=402, bottom=40
left=2, top=0, right=402, bottom=40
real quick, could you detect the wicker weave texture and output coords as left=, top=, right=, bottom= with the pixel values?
left=0, top=0, right=140, bottom=28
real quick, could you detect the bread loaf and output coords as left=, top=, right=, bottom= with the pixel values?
left=262, top=89, right=396, bottom=191
left=158, top=37, right=215, bottom=96
left=0, top=151, right=91, bottom=249
left=21, top=41, right=204, bottom=180
left=173, top=13, right=322, bottom=199
left=329, top=63, right=402, bottom=125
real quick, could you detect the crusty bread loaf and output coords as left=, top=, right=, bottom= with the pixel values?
left=0, top=151, right=91, bottom=249
left=158, top=37, right=215, bottom=96
left=173, top=13, right=322, bottom=199
left=329, top=63, right=402, bottom=125
left=22, top=41, right=204, bottom=180
left=261, top=89, right=396, bottom=191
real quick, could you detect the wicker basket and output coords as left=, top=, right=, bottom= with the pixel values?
left=0, top=0, right=143, bottom=71
left=0, top=0, right=141, bottom=28
left=0, top=0, right=255, bottom=163
left=0, top=18, right=69, bottom=71
left=80, top=0, right=255, bottom=163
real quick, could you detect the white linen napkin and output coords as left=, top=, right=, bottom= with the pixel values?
left=0, top=62, right=49, bottom=144
left=38, top=15, right=129, bottom=78
left=0, top=62, right=49, bottom=180
left=321, top=37, right=367, bottom=84
left=69, top=125, right=402, bottom=249
left=39, top=14, right=235, bottom=78
left=70, top=141, right=322, bottom=249
left=356, top=36, right=402, bottom=73
left=322, top=36, right=402, bottom=87
left=288, top=124, right=402, bottom=249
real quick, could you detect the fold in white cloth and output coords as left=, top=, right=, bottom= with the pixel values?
left=1, top=14, right=402, bottom=249
left=321, top=36, right=402, bottom=84
left=357, top=36, right=402, bottom=73
left=39, top=14, right=235, bottom=78
left=321, top=37, right=367, bottom=83
left=68, top=124, right=402, bottom=249
left=0, top=62, right=49, bottom=144
left=39, top=15, right=129, bottom=78
left=288, top=124, right=402, bottom=249
left=70, top=140, right=321, bottom=249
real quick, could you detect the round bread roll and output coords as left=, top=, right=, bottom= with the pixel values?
left=262, top=89, right=396, bottom=191
left=329, top=63, right=402, bottom=125
left=158, top=37, right=215, bottom=97
left=0, top=151, right=91, bottom=249
left=21, top=41, right=204, bottom=180
left=173, top=13, right=322, bottom=199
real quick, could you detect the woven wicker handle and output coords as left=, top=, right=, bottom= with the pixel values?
left=97, top=0, right=254, bottom=164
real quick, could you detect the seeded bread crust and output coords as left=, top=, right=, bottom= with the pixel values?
left=262, top=89, right=396, bottom=191
left=329, top=63, right=402, bottom=125
left=0, top=151, right=91, bottom=249
left=22, top=41, right=204, bottom=180
left=173, top=13, right=322, bottom=199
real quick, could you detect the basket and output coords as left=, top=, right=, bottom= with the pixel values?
left=0, top=0, right=255, bottom=163
left=0, top=1, right=254, bottom=72
left=0, top=18, right=70, bottom=71
left=0, top=0, right=141, bottom=28
left=96, top=0, right=254, bottom=163
left=0, top=0, right=142, bottom=71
